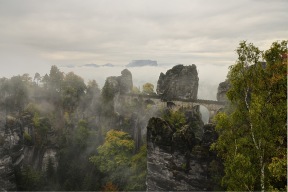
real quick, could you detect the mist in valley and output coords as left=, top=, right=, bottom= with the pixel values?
left=0, top=0, right=287, bottom=191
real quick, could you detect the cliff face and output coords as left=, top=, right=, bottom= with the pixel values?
left=157, top=64, right=199, bottom=100
left=104, top=69, right=133, bottom=95
left=146, top=116, right=222, bottom=191
left=216, top=80, right=229, bottom=102
left=0, top=114, right=22, bottom=191
left=0, top=111, right=58, bottom=191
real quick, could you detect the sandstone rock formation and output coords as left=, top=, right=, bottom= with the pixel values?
left=157, top=64, right=199, bottom=100
left=0, top=113, right=22, bottom=191
left=146, top=116, right=222, bottom=191
left=0, top=111, right=58, bottom=191
left=119, top=69, right=133, bottom=94
left=216, top=80, right=229, bottom=102
left=103, top=69, right=133, bottom=95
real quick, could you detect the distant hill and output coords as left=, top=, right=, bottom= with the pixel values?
left=83, top=64, right=100, bottom=67
left=126, top=60, right=157, bottom=67
left=102, top=63, right=114, bottom=67
left=82, top=63, right=115, bottom=67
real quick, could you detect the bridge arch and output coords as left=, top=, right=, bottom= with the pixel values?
left=192, top=105, right=210, bottom=124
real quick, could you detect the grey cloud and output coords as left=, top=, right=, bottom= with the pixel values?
left=0, top=0, right=287, bottom=71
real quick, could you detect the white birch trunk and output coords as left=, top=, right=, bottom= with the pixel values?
left=245, top=88, right=265, bottom=191
left=260, top=152, right=265, bottom=192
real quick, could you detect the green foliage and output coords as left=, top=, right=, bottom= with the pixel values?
left=223, top=154, right=256, bottom=191
left=212, top=40, right=287, bottom=191
left=268, top=157, right=287, bottom=181
left=101, top=80, right=116, bottom=103
left=49, top=65, right=64, bottom=92
left=90, top=130, right=134, bottom=173
left=41, top=74, right=49, bottom=89
left=23, top=131, right=33, bottom=145
left=142, top=82, right=155, bottom=94
left=0, top=75, right=29, bottom=111
left=33, top=112, right=51, bottom=147
left=208, top=159, right=225, bottom=191
left=82, top=80, right=100, bottom=111
left=33, top=112, right=40, bottom=128
left=125, top=145, right=147, bottom=191
left=17, top=166, right=45, bottom=191
left=101, top=80, right=116, bottom=115
left=34, top=72, right=41, bottom=85
left=74, top=119, right=90, bottom=148
left=163, top=109, right=186, bottom=130
left=46, top=157, right=55, bottom=178
left=1, top=65, right=150, bottom=191
left=62, top=72, right=87, bottom=112
left=89, top=129, right=134, bottom=189
left=132, top=86, right=141, bottom=94
left=172, top=125, right=196, bottom=152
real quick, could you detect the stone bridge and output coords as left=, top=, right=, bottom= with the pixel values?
left=119, top=93, right=225, bottom=121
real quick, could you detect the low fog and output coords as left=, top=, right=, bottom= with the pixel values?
left=58, top=63, right=229, bottom=100
left=0, top=63, right=229, bottom=100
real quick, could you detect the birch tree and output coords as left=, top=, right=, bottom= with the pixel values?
left=212, top=41, right=287, bottom=191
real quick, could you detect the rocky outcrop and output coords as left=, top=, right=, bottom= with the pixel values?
left=216, top=80, right=229, bottom=102
left=157, top=64, right=199, bottom=100
left=103, top=69, right=133, bottom=95
left=0, top=113, right=23, bottom=191
left=119, top=69, right=133, bottom=94
left=0, top=111, right=59, bottom=191
left=146, top=116, right=222, bottom=191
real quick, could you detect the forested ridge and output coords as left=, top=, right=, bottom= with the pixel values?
left=0, top=40, right=287, bottom=191
left=0, top=65, right=151, bottom=190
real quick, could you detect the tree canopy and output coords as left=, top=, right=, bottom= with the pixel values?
left=142, top=82, right=155, bottom=95
left=212, top=40, right=287, bottom=191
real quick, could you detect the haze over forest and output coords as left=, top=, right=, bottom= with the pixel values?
left=0, top=0, right=287, bottom=191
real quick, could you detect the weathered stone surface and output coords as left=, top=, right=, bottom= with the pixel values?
left=146, top=116, right=222, bottom=191
left=201, top=124, right=218, bottom=148
left=216, top=80, right=229, bottom=102
left=103, top=69, right=133, bottom=95
left=119, top=69, right=133, bottom=94
left=0, top=113, right=22, bottom=191
left=0, top=111, right=59, bottom=191
left=147, top=117, right=173, bottom=147
left=157, top=64, right=199, bottom=100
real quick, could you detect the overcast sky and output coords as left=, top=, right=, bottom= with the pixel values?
left=0, top=0, right=287, bottom=99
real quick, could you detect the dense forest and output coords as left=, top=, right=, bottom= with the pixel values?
left=0, top=64, right=154, bottom=190
left=0, top=40, right=287, bottom=191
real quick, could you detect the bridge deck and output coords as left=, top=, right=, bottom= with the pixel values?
left=124, top=93, right=225, bottom=105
